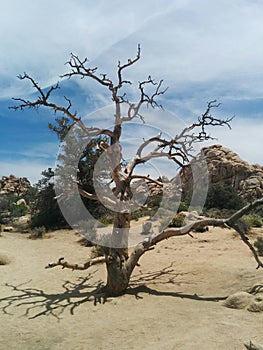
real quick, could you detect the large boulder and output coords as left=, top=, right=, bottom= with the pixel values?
left=179, top=144, right=263, bottom=201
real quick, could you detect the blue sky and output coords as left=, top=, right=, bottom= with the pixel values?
left=1, top=0, right=263, bottom=184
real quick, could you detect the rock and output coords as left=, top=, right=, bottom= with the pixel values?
left=179, top=144, right=263, bottom=201
left=223, top=284, right=263, bottom=312
left=0, top=253, right=11, bottom=265
left=12, top=215, right=31, bottom=231
left=223, top=291, right=253, bottom=309
left=3, top=226, right=14, bottom=232
left=16, top=198, right=27, bottom=206
left=247, top=297, right=263, bottom=312
left=0, top=175, right=31, bottom=196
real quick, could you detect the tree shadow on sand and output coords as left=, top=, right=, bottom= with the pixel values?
left=0, top=271, right=107, bottom=320
left=126, top=262, right=228, bottom=302
left=0, top=263, right=228, bottom=319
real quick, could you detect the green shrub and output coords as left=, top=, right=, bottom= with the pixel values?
left=205, top=182, right=245, bottom=210
left=0, top=194, right=29, bottom=222
left=10, top=203, right=28, bottom=217
left=242, top=214, right=263, bottom=228
left=178, top=202, right=189, bottom=212
left=98, top=215, right=114, bottom=226
left=254, top=237, right=263, bottom=256
left=169, top=213, right=186, bottom=228
left=204, top=208, right=236, bottom=219
left=0, top=196, right=10, bottom=213
left=30, top=183, right=69, bottom=230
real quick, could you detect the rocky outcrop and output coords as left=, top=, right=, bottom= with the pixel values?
left=180, top=144, right=263, bottom=201
left=0, top=175, right=31, bottom=196
left=223, top=284, right=263, bottom=312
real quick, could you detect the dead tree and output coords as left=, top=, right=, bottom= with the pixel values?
left=11, top=46, right=263, bottom=295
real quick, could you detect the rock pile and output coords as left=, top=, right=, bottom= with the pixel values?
left=0, top=175, right=31, bottom=196
left=180, top=144, right=263, bottom=201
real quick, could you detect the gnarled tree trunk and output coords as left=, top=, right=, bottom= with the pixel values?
left=105, top=201, right=132, bottom=295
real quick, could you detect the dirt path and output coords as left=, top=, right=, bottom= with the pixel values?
left=0, top=228, right=263, bottom=349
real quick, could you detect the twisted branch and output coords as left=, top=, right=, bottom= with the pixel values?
left=127, top=197, right=263, bottom=274
left=45, top=256, right=109, bottom=271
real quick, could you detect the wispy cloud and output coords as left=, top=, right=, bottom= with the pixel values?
left=1, top=0, right=263, bottom=181
left=0, top=159, right=55, bottom=184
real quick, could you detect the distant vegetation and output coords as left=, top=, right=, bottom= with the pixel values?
left=204, top=182, right=245, bottom=211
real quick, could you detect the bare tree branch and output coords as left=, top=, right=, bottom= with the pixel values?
left=116, top=44, right=141, bottom=90
left=78, top=188, right=117, bottom=208
left=45, top=256, right=109, bottom=270
left=125, top=101, right=233, bottom=177
left=120, top=77, right=168, bottom=124
left=10, top=73, right=114, bottom=140
left=138, top=76, right=168, bottom=109
left=61, top=53, right=114, bottom=88
left=130, top=175, right=163, bottom=187
left=127, top=197, right=263, bottom=274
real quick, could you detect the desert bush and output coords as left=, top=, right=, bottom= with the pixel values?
left=204, top=208, right=236, bottom=219
left=254, top=237, right=263, bottom=256
left=169, top=213, right=186, bottom=228
left=242, top=214, right=263, bottom=228
left=131, top=211, right=141, bottom=221
left=10, top=203, right=28, bottom=217
left=178, top=202, right=189, bottom=212
left=30, top=183, right=68, bottom=229
left=205, top=182, right=245, bottom=210
left=98, top=215, right=114, bottom=226
left=0, top=194, right=29, bottom=222
left=29, top=226, right=47, bottom=239
left=0, top=195, right=10, bottom=213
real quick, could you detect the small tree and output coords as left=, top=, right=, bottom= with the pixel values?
left=11, top=46, right=263, bottom=295
left=30, top=168, right=68, bottom=229
left=205, top=182, right=245, bottom=210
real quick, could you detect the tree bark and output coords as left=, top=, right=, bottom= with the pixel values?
left=105, top=256, right=131, bottom=295
left=105, top=210, right=132, bottom=295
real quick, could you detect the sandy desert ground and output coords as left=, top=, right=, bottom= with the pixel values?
left=0, top=225, right=263, bottom=350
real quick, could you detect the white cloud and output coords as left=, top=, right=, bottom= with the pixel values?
left=205, top=118, right=263, bottom=165
left=0, top=0, right=175, bottom=98
left=0, top=159, right=55, bottom=184
left=0, top=142, right=58, bottom=184
left=2, top=0, right=263, bottom=181
left=2, top=0, right=263, bottom=98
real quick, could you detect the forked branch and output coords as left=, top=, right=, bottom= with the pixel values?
left=127, top=197, right=263, bottom=274
left=10, top=73, right=114, bottom=139
left=125, top=100, right=233, bottom=176
left=45, top=256, right=109, bottom=271
left=46, top=198, right=263, bottom=276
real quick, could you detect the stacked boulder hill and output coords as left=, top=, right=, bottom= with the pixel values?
left=180, top=144, right=263, bottom=201
left=0, top=174, right=31, bottom=196
left=0, top=175, right=31, bottom=229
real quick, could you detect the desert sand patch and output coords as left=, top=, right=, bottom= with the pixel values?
left=0, top=227, right=263, bottom=350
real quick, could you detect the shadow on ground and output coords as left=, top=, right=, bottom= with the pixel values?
left=0, top=264, right=228, bottom=319
left=0, top=272, right=107, bottom=319
left=127, top=263, right=228, bottom=302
